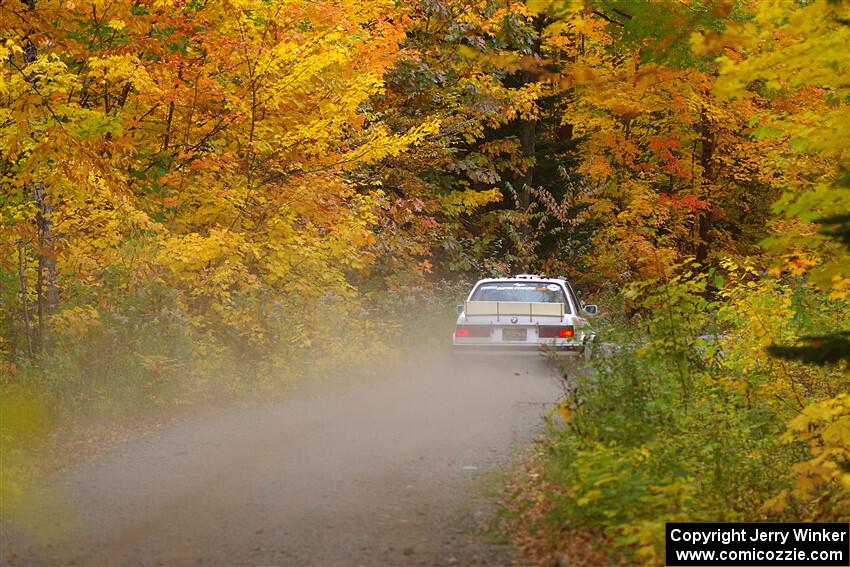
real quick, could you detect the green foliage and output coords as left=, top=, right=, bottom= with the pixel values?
left=587, top=0, right=747, bottom=69
left=767, top=332, right=850, bottom=366
left=504, top=266, right=849, bottom=565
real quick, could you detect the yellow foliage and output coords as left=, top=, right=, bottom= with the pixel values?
left=437, top=189, right=502, bottom=217
left=0, top=389, right=54, bottom=515
left=50, top=306, right=101, bottom=337
left=782, top=395, right=850, bottom=517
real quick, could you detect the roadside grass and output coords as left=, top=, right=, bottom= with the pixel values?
left=497, top=268, right=850, bottom=566
left=475, top=465, right=520, bottom=546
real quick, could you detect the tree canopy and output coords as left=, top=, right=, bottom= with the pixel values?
left=2, top=0, right=848, bottom=558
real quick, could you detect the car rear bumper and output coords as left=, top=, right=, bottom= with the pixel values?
left=451, top=344, right=584, bottom=357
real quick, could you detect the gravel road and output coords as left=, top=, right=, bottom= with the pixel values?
left=3, top=352, right=566, bottom=566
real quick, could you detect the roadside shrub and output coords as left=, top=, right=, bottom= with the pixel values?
left=504, top=261, right=849, bottom=565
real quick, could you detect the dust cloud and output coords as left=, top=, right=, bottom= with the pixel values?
left=3, top=349, right=568, bottom=566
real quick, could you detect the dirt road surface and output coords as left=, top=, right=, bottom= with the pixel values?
left=3, top=352, right=567, bottom=566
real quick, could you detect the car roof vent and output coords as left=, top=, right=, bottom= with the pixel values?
left=513, top=273, right=543, bottom=279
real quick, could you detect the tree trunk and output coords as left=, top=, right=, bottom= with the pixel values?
left=34, top=184, right=59, bottom=353
left=513, top=14, right=545, bottom=212
left=518, top=116, right=535, bottom=210
left=23, top=0, right=59, bottom=355
left=18, top=244, right=33, bottom=358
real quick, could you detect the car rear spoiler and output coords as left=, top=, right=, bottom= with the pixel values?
left=464, top=301, right=564, bottom=321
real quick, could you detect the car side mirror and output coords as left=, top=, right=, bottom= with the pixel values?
left=583, top=304, right=598, bottom=315
left=456, top=304, right=464, bottom=315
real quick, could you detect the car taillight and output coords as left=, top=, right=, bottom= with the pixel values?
left=455, top=326, right=490, bottom=338
left=539, top=326, right=574, bottom=338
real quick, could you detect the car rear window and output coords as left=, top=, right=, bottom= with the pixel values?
left=470, top=282, right=568, bottom=308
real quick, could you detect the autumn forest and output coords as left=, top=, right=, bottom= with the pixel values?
left=1, top=0, right=849, bottom=564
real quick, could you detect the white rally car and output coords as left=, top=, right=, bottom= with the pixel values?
left=452, top=274, right=597, bottom=358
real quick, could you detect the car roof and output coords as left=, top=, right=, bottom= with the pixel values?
left=473, top=275, right=570, bottom=285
